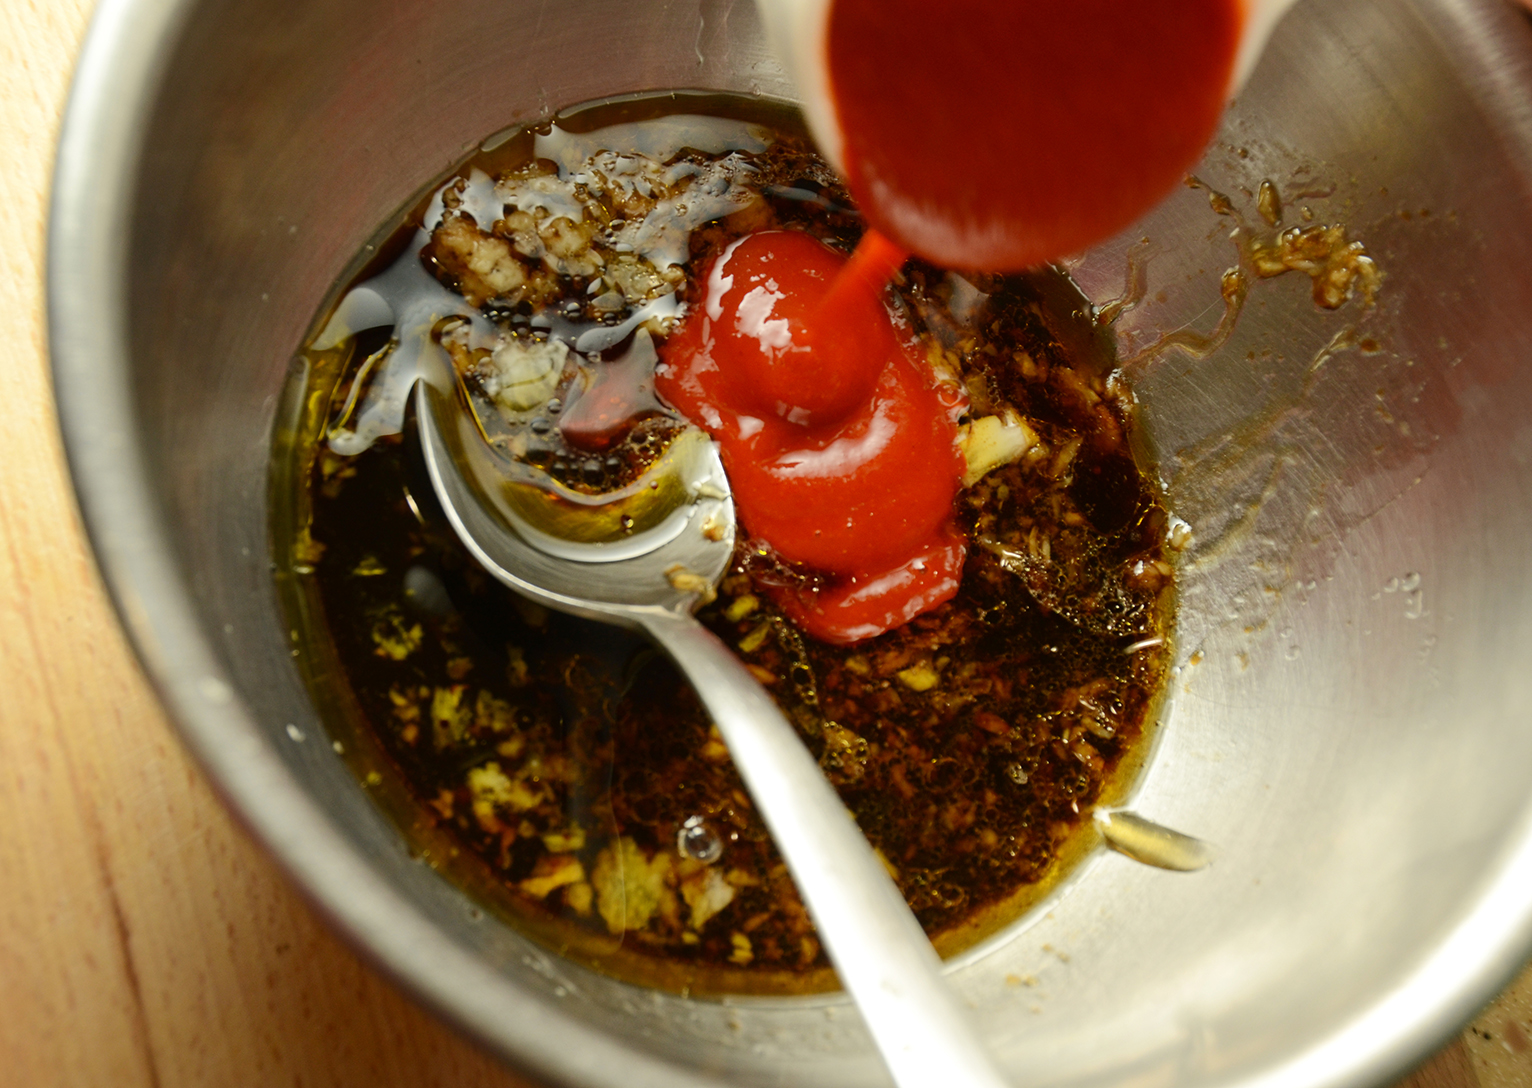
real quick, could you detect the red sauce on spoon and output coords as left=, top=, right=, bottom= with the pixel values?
left=656, top=229, right=966, bottom=643
left=661, top=2, right=1245, bottom=638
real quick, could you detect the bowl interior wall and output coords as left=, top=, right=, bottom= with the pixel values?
left=96, top=0, right=1532, bottom=1084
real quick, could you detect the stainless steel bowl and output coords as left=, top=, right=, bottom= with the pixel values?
left=49, top=1, right=1532, bottom=1085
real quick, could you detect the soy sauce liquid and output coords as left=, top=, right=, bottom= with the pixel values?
left=271, top=92, right=1174, bottom=996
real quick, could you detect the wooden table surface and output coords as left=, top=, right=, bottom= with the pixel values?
left=3, top=2, right=1530, bottom=1086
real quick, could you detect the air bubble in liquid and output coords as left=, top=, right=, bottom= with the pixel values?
left=677, top=815, right=724, bottom=863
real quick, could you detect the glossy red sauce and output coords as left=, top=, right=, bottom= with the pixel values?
left=825, top=0, right=1246, bottom=270
left=655, top=229, right=967, bottom=643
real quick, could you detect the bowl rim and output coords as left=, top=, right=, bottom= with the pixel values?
left=46, top=1, right=1532, bottom=1086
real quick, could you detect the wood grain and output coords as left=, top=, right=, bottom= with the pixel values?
left=0, top=2, right=530, bottom=1085
left=0, top=1, right=1519, bottom=1086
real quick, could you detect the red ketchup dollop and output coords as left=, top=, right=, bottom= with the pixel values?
left=825, top=0, right=1245, bottom=270
left=656, top=229, right=966, bottom=644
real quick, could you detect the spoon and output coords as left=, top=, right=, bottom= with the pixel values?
left=413, top=374, right=1012, bottom=1088
left=755, top=0, right=1302, bottom=270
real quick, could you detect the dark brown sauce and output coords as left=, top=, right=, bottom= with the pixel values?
left=272, top=93, right=1174, bottom=995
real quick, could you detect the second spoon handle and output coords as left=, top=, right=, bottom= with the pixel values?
left=640, top=608, right=1011, bottom=1088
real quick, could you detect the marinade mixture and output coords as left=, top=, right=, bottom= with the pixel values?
left=277, top=95, right=1175, bottom=994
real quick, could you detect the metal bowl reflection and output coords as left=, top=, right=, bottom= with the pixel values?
left=49, top=1, right=1532, bottom=1085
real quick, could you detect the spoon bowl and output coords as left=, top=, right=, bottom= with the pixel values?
left=416, top=372, right=736, bottom=614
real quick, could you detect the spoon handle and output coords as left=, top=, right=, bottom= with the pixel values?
left=639, top=608, right=1011, bottom=1088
